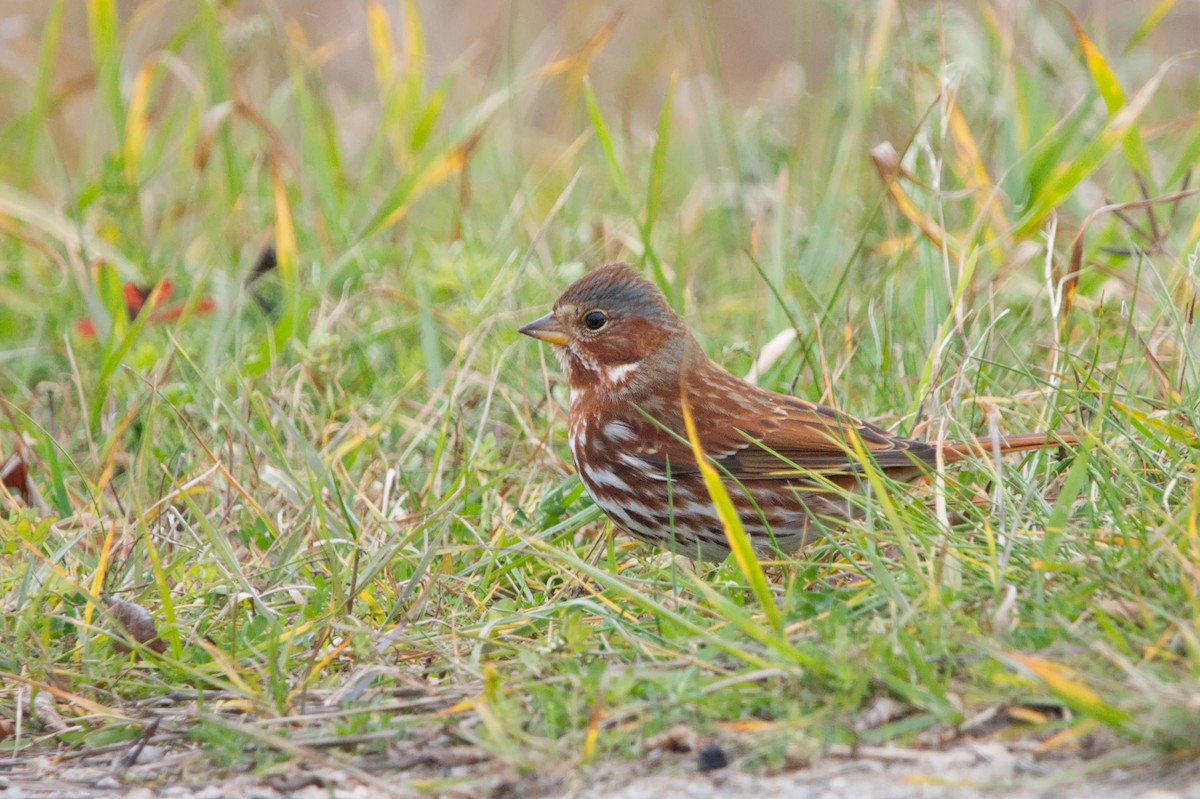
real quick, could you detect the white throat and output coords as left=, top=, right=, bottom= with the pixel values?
left=603, top=360, right=641, bottom=386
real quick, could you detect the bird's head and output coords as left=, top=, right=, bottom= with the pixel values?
left=519, top=263, right=693, bottom=399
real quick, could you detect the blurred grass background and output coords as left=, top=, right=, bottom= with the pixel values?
left=2, top=0, right=1200, bottom=785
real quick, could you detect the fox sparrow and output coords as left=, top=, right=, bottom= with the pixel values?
left=521, top=263, right=1074, bottom=561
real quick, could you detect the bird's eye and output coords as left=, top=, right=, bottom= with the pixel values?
left=584, top=310, right=608, bottom=331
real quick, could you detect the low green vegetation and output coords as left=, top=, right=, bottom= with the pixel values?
left=2, top=0, right=1199, bottom=784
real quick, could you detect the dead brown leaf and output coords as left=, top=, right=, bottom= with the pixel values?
left=103, top=594, right=167, bottom=655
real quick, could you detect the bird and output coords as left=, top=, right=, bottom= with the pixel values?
left=520, top=263, right=1075, bottom=561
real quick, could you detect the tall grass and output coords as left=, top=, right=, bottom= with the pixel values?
left=1, top=0, right=1199, bottom=783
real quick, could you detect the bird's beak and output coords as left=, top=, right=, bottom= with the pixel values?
left=519, top=313, right=569, bottom=346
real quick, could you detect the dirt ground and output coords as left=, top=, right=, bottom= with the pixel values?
left=3, top=742, right=1199, bottom=799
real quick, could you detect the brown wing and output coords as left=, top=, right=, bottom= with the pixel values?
left=621, top=368, right=937, bottom=481
left=726, top=394, right=938, bottom=478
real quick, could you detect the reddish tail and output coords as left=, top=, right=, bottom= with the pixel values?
left=940, top=433, right=1077, bottom=463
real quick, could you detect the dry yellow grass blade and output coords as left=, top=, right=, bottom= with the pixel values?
left=542, top=10, right=623, bottom=125
left=3, top=672, right=131, bottom=721
left=123, top=60, right=154, bottom=181
left=870, top=141, right=960, bottom=258
left=541, top=11, right=623, bottom=80
left=271, top=160, right=298, bottom=288
left=1005, top=652, right=1130, bottom=730
left=946, top=101, right=1009, bottom=236
left=679, top=385, right=782, bottom=635
left=78, top=520, right=117, bottom=663
left=1063, top=6, right=1152, bottom=177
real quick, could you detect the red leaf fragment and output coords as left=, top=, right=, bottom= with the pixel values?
left=76, top=279, right=215, bottom=339
left=0, top=452, right=32, bottom=505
